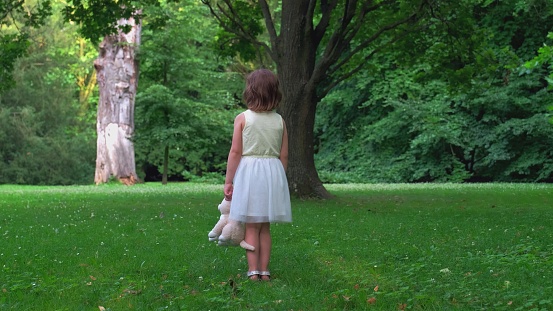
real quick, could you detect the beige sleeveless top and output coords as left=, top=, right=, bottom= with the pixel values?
left=242, top=110, right=283, bottom=158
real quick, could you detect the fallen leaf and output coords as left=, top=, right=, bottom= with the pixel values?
left=367, top=297, right=377, bottom=304
left=398, top=303, right=407, bottom=310
left=354, top=284, right=360, bottom=290
left=98, top=307, right=105, bottom=311
left=374, top=285, right=379, bottom=292
left=90, top=275, right=97, bottom=281
left=123, top=289, right=141, bottom=295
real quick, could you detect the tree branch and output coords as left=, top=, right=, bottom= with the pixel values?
left=201, top=0, right=270, bottom=53
left=342, top=0, right=397, bottom=45
left=317, top=0, right=428, bottom=90
left=306, top=0, right=317, bottom=27
left=320, top=23, right=428, bottom=98
left=220, top=0, right=252, bottom=39
left=331, top=11, right=419, bottom=77
left=311, top=0, right=360, bottom=84
left=258, top=0, right=277, bottom=60
left=312, top=0, right=339, bottom=45
left=313, top=0, right=402, bottom=85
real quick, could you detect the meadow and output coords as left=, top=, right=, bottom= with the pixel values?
left=0, top=183, right=552, bottom=310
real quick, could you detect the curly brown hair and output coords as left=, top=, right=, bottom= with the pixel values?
left=243, top=69, right=282, bottom=112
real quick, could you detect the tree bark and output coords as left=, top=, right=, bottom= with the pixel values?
left=93, top=17, right=141, bottom=185
left=278, top=83, right=331, bottom=198
left=275, top=0, right=332, bottom=198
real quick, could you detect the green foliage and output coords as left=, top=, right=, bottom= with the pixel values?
left=0, top=7, right=96, bottom=185
left=315, top=0, right=553, bottom=184
left=524, top=32, right=553, bottom=91
left=1, top=0, right=52, bottom=91
left=210, top=0, right=264, bottom=62
left=62, top=0, right=163, bottom=43
left=0, top=75, right=95, bottom=185
left=0, top=34, right=30, bottom=91
left=134, top=85, right=225, bottom=178
left=1, top=183, right=553, bottom=310
left=134, top=0, right=243, bottom=181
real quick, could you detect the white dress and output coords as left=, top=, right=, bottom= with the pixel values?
left=229, top=110, right=292, bottom=223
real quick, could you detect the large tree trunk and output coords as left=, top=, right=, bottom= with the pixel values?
left=278, top=81, right=331, bottom=198
left=93, top=17, right=141, bottom=185
left=276, top=0, right=332, bottom=198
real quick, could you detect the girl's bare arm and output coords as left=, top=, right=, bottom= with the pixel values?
left=280, top=121, right=289, bottom=172
left=224, top=113, right=245, bottom=199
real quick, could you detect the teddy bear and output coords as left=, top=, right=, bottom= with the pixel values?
left=208, top=198, right=255, bottom=251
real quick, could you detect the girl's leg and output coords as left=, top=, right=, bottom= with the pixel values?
left=245, top=223, right=262, bottom=279
left=258, top=223, right=271, bottom=280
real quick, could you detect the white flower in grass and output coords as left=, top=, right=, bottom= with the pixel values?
left=440, top=268, right=451, bottom=274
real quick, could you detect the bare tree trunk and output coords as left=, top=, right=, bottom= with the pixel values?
left=93, top=17, right=141, bottom=185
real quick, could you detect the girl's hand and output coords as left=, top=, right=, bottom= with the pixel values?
left=224, top=183, right=233, bottom=201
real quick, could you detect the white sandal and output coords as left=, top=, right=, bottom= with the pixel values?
left=247, top=270, right=260, bottom=280
left=259, top=271, right=271, bottom=281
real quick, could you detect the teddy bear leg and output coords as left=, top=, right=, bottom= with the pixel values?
left=240, top=240, right=255, bottom=251
left=208, top=231, right=219, bottom=241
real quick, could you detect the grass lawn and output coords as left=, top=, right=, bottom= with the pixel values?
left=0, top=183, right=552, bottom=310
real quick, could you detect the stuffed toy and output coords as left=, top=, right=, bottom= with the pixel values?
left=208, top=198, right=255, bottom=251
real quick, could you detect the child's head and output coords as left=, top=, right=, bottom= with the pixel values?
left=243, top=69, right=282, bottom=112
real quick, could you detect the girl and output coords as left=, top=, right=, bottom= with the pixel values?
left=224, top=69, right=292, bottom=281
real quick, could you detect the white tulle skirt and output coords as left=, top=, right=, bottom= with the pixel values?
left=229, top=157, right=292, bottom=223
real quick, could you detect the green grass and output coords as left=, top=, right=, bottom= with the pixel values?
left=1, top=183, right=552, bottom=310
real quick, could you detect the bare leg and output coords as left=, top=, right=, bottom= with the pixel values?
left=258, top=223, right=271, bottom=280
left=245, top=223, right=262, bottom=280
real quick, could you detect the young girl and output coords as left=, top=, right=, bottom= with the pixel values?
left=224, top=69, right=292, bottom=281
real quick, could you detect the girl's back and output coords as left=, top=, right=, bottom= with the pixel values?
left=242, top=110, right=283, bottom=158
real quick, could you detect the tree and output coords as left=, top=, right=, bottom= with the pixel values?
left=314, top=0, right=553, bottom=183
left=204, top=0, right=431, bottom=198
left=1, top=0, right=51, bottom=92
left=0, top=28, right=96, bottom=184
left=93, top=16, right=141, bottom=185
left=63, top=0, right=150, bottom=184
left=135, top=1, right=243, bottom=184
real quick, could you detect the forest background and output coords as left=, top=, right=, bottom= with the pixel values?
left=1, top=0, right=552, bottom=187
